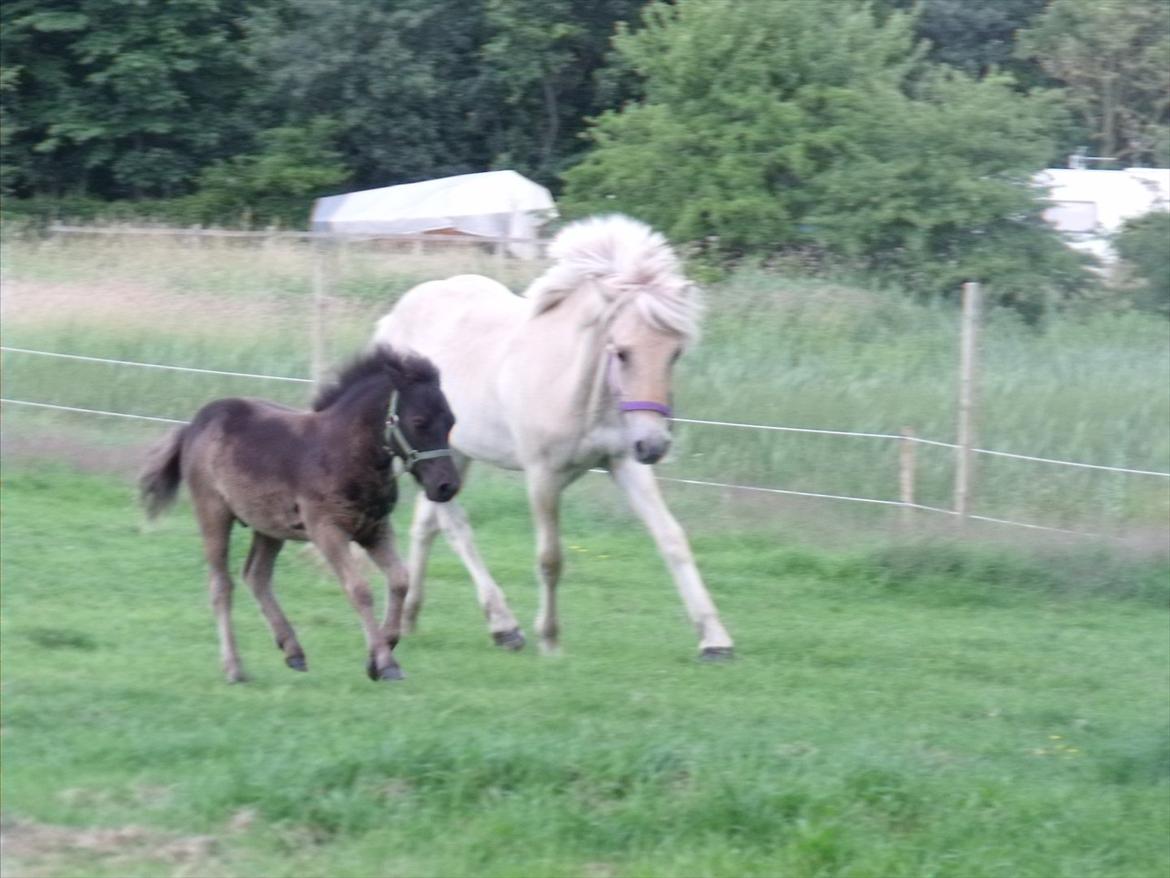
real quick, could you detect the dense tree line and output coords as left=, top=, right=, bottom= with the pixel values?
left=2, top=0, right=1167, bottom=309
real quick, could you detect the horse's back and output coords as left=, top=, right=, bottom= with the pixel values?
left=375, top=276, right=526, bottom=468
left=377, top=275, right=525, bottom=353
left=181, top=397, right=315, bottom=536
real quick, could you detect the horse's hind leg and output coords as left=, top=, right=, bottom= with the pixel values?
left=242, top=532, right=306, bottom=672
left=194, top=496, right=247, bottom=683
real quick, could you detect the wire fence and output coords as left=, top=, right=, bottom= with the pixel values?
left=4, top=223, right=1165, bottom=543
left=3, top=343, right=1166, bottom=540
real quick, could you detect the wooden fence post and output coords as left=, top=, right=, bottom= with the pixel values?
left=310, top=238, right=332, bottom=389
left=954, top=281, right=981, bottom=524
left=899, top=426, right=917, bottom=531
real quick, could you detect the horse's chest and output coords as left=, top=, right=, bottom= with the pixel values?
left=335, top=474, right=397, bottom=540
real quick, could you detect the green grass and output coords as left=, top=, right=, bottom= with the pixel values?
left=2, top=465, right=1169, bottom=877
left=2, top=232, right=1167, bottom=534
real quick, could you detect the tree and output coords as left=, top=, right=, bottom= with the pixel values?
left=1114, top=211, right=1170, bottom=315
left=562, top=0, right=1085, bottom=311
left=0, top=0, right=262, bottom=198
left=183, top=118, right=349, bottom=227
left=1018, top=0, right=1170, bottom=166
left=873, top=0, right=1048, bottom=83
left=476, top=0, right=646, bottom=181
left=245, top=0, right=647, bottom=191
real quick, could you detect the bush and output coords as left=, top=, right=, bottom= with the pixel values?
left=561, top=0, right=1092, bottom=317
left=1114, top=211, right=1170, bottom=316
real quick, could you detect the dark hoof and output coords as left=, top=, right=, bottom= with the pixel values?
left=366, top=658, right=405, bottom=682
left=699, top=646, right=735, bottom=662
left=492, top=628, right=526, bottom=651
left=286, top=655, right=307, bottom=672
left=377, top=665, right=406, bottom=682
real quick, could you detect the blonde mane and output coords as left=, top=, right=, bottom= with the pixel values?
left=524, top=215, right=703, bottom=343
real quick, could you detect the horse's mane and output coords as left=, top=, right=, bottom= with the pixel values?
left=312, top=344, right=439, bottom=412
left=524, top=215, right=703, bottom=343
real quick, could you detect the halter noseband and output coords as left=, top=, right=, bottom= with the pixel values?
left=607, top=348, right=673, bottom=418
left=619, top=399, right=673, bottom=417
left=385, top=389, right=454, bottom=476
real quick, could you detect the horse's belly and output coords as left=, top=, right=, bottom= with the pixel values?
left=216, top=483, right=308, bottom=541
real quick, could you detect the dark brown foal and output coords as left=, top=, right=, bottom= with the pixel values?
left=139, top=345, right=459, bottom=683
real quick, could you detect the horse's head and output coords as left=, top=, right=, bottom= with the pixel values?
left=526, top=214, right=703, bottom=466
left=385, top=354, right=461, bottom=503
left=608, top=303, right=688, bottom=464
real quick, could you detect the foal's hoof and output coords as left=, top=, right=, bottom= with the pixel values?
left=366, top=658, right=406, bottom=682
left=699, top=646, right=735, bottom=662
left=286, top=655, right=308, bottom=672
left=492, top=628, right=526, bottom=651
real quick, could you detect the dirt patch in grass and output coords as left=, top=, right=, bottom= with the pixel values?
left=0, top=817, right=219, bottom=878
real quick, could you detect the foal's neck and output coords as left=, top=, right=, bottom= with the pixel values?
left=320, top=373, right=395, bottom=445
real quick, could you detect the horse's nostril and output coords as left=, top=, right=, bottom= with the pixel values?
left=436, top=481, right=457, bottom=502
left=634, top=440, right=646, bottom=457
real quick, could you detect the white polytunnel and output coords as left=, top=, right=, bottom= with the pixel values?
left=311, top=170, right=557, bottom=258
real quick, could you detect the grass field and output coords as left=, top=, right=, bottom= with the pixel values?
left=2, top=229, right=1169, bottom=876
left=2, top=464, right=1169, bottom=878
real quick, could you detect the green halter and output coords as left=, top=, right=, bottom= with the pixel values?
left=384, top=389, right=454, bottom=478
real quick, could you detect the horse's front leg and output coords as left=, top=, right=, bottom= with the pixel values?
left=311, top=522, right=403, bottom=681
left=527, top=467, right=566, bottom=656
left=608, top=455, right=734, bottom=659
left=363, top=522, right=409, bottom=650
left=432, top=498, right=525, bottom=650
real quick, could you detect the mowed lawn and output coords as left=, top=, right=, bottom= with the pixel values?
left=1, top=465, right=1168, bottom=878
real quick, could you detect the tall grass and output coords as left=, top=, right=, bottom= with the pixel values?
left=2, top=231, right=1167, bottom=536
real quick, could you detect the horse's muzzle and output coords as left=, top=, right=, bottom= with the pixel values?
left=417, top=458, right=461, bottom=503
left=633, top=435, right=670, bottom=465
left=429, top=479, right=459, bottom=503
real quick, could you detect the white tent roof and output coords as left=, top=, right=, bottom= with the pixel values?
left=1033, top=167, right=1170, bottom=263
left=310, top=170, right=556, bottom=255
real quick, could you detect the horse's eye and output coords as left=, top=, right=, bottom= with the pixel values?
left=411, top=416, right=427, bottom=431
left=615, top=349, right=630, bottom=364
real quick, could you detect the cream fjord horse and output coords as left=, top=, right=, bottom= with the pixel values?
left=373, top=215, right=734, bottom=660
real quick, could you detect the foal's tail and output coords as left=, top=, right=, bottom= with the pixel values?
left=139, top=426, right=186, bottom=519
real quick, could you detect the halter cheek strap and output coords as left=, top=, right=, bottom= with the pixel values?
left=385, top=390, right=454, bottom=478
left=607, top=348, right=673, bottom=418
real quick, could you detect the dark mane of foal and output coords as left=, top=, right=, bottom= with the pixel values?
left=311, top=346, right=439, bottom=413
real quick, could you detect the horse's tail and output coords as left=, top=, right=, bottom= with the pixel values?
left=139, top=426, right=186, bottom=519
